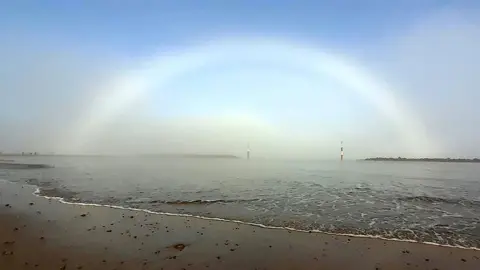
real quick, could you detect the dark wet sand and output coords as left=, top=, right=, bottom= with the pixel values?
left=1, top=181, right=479, bottom=269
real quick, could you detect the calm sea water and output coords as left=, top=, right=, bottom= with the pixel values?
left=1, top=156, right=480, bottom=248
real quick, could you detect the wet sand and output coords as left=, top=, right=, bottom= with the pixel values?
left=1, top=181, right=479, bottom=270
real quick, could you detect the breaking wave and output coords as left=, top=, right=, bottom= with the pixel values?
left=148, top=199, right=259, bottom=205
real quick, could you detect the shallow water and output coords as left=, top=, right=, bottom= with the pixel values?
left=1, top=156, right=480, bottom=247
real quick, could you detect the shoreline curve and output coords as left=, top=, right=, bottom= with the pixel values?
left=4, top=179, right=473, bottom=251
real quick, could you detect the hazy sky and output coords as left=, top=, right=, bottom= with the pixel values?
left=1, top=1, right=479, bottom=159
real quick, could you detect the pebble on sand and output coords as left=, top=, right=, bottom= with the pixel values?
left=172, top=243, right=187, bottom=251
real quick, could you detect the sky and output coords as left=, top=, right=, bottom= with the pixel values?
left=1, top=1, right=479, bottom=159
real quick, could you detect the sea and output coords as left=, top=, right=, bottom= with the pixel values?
left=1, top=156, right=480, bottom=248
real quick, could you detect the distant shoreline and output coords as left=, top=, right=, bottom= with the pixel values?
left=139, top=154, right=240, bottom=159
left=0, top=153, right=241, bottom=159
left=0, top=162, right=53, bottom=169
left=364, top=157, right=480, bottom=163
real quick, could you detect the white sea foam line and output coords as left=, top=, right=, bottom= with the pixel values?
left=1, top=179, right=479, bottom=251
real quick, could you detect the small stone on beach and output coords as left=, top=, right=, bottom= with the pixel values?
left=173, top=243, right=187, bottom=251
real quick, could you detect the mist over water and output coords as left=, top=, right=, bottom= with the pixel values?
left=2, top=156, right=480, bottom=248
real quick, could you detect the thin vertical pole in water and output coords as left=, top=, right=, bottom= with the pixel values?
left=247, top=143, right=250, bottom=160
left=340, top=141, right=344, bottom=161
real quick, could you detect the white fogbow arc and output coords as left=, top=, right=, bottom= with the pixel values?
left=65, top=36, right=439, bottom=156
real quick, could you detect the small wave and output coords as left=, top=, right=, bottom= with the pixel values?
left=399, top=195, right=480, bottom=206
left=147, top=198, right=258, bottom=205
left=25, top=178, right=55, bottom=188
left=37, top=187, right=79, bottom=200
left=355, top=184, right=371, bottom=190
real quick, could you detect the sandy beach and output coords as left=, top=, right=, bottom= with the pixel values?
left=0, top=181, right=479, bottom=270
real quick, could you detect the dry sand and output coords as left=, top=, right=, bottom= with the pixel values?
left=0, top=180, right=479, bottom=270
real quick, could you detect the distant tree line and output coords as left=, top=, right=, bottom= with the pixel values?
left=364, top=157, right=480, bottom=163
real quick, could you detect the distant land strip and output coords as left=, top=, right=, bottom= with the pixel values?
left=0, top=153, right=240, bottom=159
left=140, top=154, right=240, bottom=159
left=364, top=157, right=480, bottom=163
left=0, top=163, right=53, bottom=169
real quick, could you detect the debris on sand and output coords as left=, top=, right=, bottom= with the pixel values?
left=172, top=243, right=187, bottom=251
